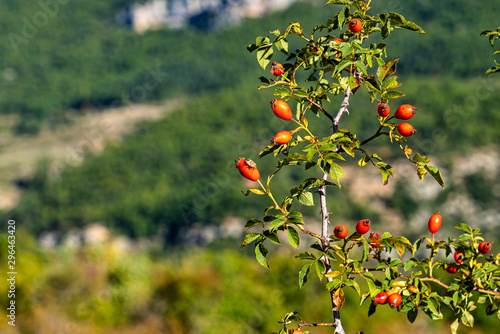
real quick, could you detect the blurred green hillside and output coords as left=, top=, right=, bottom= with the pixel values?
left=0, top=1, right=499, bottom=332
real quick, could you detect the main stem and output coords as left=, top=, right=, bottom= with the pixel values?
left=320, top=83, right=352, bottom=334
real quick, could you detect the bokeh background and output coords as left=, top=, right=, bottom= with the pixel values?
left=0, top=0, right=499, bottom=333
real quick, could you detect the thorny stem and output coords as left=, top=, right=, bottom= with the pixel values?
left=319, top=82, right=354, bottom=334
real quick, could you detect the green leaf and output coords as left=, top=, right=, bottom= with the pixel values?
left=326, top=0, right=351, bottom=5
left=287, top=226, right=300, bottom=249
left=376, top=59, right=398, bottom=83
left=407, top=308, right=418, bottom=323
left=455, top=223, right=473, bottom=234
left=368, top=303, right=377, bottom=317
left=294, top=89, right=308, bottom=98
left=269, top=217, right=287, bottom=231
left=450, top=318, right=460, bottom=334
left=335, top=60, right=352, bottom=75
left=274, top=87, right=290, bottom=97
left=296, top=252, right=316, bottom=260
left=298, top=192, right=314, bottom=206
left=248, top=188, right=266, bottom=195
left=299, top=263, right=311, bottom=288
left=377, top=162, right=394, bottom=185
left=425, top=165, right=445, bottom=188
left=485, top=65, right=500, bottom=75
left=315, top=260, right=326, bottom=280
left=354, top=61, right=368, bottom=76
left=241, top=232, right=261, bottom=248
left=383, top=90, right=405, bottom=100
left=255, top=243, right=270, bottom=269
left=275, top=37, right=288, bottom=54
left=330, top=163, right=344, bottom=184
left=288, top=22, right=303, bottom=34
left=412, top=152, right=430, bottom=163
left=256, top=45, right=273, bottom=70
left=245, top=218, right=262, bottom=229
left=401, top=20, right=426, bottom=34
left=461, top=311, right=474, bottom=327
left=264, top=230, right=281, bottom=245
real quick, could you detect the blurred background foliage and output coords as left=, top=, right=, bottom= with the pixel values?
left=0, top=0, right=499, bottom=333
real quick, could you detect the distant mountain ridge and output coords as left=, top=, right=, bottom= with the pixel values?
left=120, top=0, right=301, bottom=32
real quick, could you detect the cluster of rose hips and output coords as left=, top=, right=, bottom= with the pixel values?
left=426, top=211, right=493, bottom=274
left=333, top=219, right=382, bottom=250
left=235, top=63, right=296, bottom=181
left=377, top=102, right=418, bottom=137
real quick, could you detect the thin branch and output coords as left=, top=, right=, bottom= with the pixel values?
left=304, top=96, right=335, bottom=123
left=298, top=322, right=337, bottom=329
left=399, top=275, right=500, bottom=296
left=333, top=85, right=352, bottom=133
left=295, top=224, right=322, bottom=240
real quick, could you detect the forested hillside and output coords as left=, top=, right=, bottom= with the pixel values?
left=1, top=0, right=499, bottom=243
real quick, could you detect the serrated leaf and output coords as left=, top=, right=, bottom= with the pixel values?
left=269, top=217, right=287, bottom=231
left=294, top=89, right=308, bottom=98
left=326, top=0, right=351, bottom=5
left=287, top=226, right=300, bottom=249
left=299, top=263, right=311, bottom=288
left=241, top=232, right=261, bottom=248
left=461, top=311, right=474, bottom=327
left=407, top=308, right=418, bottom=323
left=425, top=165, right=445, bottom=188
left=275, top=38, right=288, bottom=53
left=384, top=90, right=405, bottom=99
left=376, top=59, right=398, bottom=83
left=330, top=163, right=344, bottom=184
left=258, top=76, right=272, bottom=84
left=264, top=230, right=281, bottom=245
left=455, top=223, right=473, bottom=234
left=274, top=87, right=290, bottom=97
left=256, top=45, right=273, bottom=70
left=354, top=61, right=368, bottom=76
left=296, top=251, right=316, bottom=260
left=255, top=243, right=270, bottom=269
left=315, top=260, right=327, bottom=280
left=245, top=218, right=262, bottom=229
left=298, top=192, right=314, bottom=206
left=401, top=20, right=426, bottom=34
left=451, top=318, right=459, bottom=334
left=335, top=60, right=352, bottom=75
left=368, top=303, right=377, bottom=317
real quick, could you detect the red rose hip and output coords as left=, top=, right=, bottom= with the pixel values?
left=397, top=122, right=417, bottom=137
left=235, top=158, right=260, bottom=181
left=372, top=291, right=389, bottom=305
left=377, top=103, right=390, bottom=117
left=348, top=18, right=362, bottom=33
left=270, top=99, right=293, bottom=120
left=478, top=241, right=492, bottom=254
left=356, top=219, right=371, bottom=234
left=428, top=211, right=442, bottom=234
left=394, top=104, right=417, bottom=120
left=334, top=225, right=348, bottom=239
left=270, top=61, right=284, bottom=77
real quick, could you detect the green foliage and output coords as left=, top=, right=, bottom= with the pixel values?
left=240, top=0, right=500, bottom=333
left=481, top=26, right=500, bottom=74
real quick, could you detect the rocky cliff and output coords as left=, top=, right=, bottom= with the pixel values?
left=121, top=0, right=300, bottom=32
